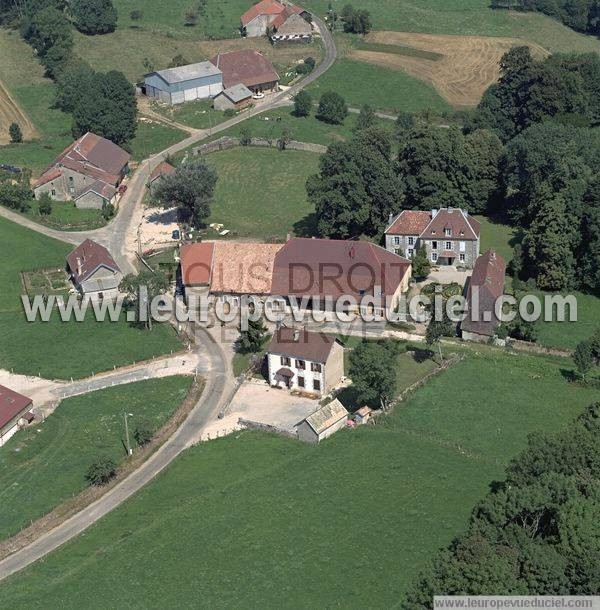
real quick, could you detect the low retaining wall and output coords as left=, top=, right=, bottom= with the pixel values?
left=191, top=136, right=327, bottom=156
left=238, top=417, right=298, bottom=440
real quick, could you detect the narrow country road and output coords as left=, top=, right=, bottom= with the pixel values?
left=0, top=17, right=337, bottom=581
left=0, top=15, right=337, bottom=275
left=0, top=329, right=229, bottom=581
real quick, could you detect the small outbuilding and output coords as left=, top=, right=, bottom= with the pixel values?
left=213, top=84, right=254, bottom=111
left=297, top=399, right=348, bottom=444
left=148, top=161, right=176, bottom=196
left=354, top=406, right=372, bottom=425
left=144, top=61, right=223, bottom=106
left=0, top=385, right=33, bottom=447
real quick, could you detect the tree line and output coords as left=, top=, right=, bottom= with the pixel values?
left=491, top=0, right=600, bottom=36
left=403, top=401, right=600, bottom=607
left=1, top=0, right=135, bottom=146
left=306, top=47, right=600, bottom=293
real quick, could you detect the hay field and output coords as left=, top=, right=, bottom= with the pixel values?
left=0, top=79, right=36, bottom=144
left=349, top=31, right=548, bottom=108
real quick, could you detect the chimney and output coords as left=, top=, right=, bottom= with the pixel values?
left=388, top=212, right=394, bottom=225
left=76, top=257, right=82, bottom=277
left=448, top=207, right=454, bottom=213
left=431, top=209, right=438, bottom=218
left=286, top=232, right=291, bottom=242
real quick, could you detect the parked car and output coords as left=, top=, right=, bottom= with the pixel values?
left=252, top=92, right=265, bottom=100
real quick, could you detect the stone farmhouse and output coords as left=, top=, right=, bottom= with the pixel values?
left=241, top=0, right=312, bottom=41
left=33, top=132, right=130, bottom=210
left=210, top=50, right=280, bottom=94
left=143, top=61, right=223, bottom=106
left=385, top=207, right=481, bottom=268
left=180, top=237, right=412, bottom=317
left=0, top=385, right=33, bottom=447
left=461, top=250, right=507, bottom=343
left=67, top=239, right=122, bottom=301
left=267, top=327, right=344, bottom=397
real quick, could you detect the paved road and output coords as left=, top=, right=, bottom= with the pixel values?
left=0, top=329, right=229, bottom=581
left=0, top=19, right=337, bottom=580
left=0, top=16, right=337, bottom=276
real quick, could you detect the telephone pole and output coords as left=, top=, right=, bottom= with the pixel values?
left=124, top=412, right=133, bottom=455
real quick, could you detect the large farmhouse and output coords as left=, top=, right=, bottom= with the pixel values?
left=385, top=207, right=481, bottom=268
left=67, top=239, right=123, bottom=301
left=210, top=50, right=279, bottom=94
left=0, top=385, right=33, bottom=447
left=267, top=327, right=344, bottom=397
left=33, top=132, right=130, bottom=210
left=180, top=237, right=411, bottom=316
left=241, top=0, right=311, bottom=39
left=143, top=61, right=223, bottom=106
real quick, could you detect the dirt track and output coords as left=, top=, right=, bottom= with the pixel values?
left=349, top=31, right=548, bottom=108
left=0, top=78, right=36, bottom=144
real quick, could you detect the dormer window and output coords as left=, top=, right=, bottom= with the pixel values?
left=444, top=228, right=451, bottom=237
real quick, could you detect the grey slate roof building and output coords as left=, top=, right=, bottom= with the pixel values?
left=144, top=61, right=223, bottom=105
left=213, top=83, right=253, bottom=111
left=297, top=399, right=349, bottom=443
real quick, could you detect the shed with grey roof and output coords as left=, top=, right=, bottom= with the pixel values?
left=213, top=83, right=253, bottom=111
left=143, top=61, right=223, bottom=105
left=297, top=399, right=348, bottom=444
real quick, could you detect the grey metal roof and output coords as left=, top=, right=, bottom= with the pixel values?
left=304, top=399, right=348, bottom=435
left=155, top=61, right=221, bottom=84
left=220, top=83, right=253, bottom=103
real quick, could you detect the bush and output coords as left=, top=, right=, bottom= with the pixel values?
left=71, top=0, right=117, bottom=35
left=224, top=108, right=236, bottom=118
left=293, top=90, right=312, bottom=117
left=316, top=91, right=348, bottom=125
left=133, top=420, right=155, bottom=446
left=38, top=192, right=52, bottom=215
left=130, top=9, right=143, bottom=21
left=85, top=456, right=117, bottom=486
left=239, top=126, right=252, bottom=146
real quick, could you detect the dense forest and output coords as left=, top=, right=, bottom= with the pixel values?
left=492, top=0, right=600, bottom=36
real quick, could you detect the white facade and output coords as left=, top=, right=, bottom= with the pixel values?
left=267, top=352, right=326, bottom=396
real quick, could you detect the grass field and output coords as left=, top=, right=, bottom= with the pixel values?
left=12, top=200, right=107, bottom=231
left=130, top=119, right=188, bottom=161
left=475, top=215, right=519, bottom=263
left=1, top=350, right=597, bottom=606
left=308, top=56, right=452, bottom=114
left=204, top=147, right=320, bottom=240
left=0, top=216, right=182, bottom=379
left=148, top=99, right=229, bottom=130
left=205, top=106, right=394, bottom=147
left=0, top=376, right=192, bottom=541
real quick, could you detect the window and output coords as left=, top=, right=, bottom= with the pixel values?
left=407, top=248, right=414, bottom=258
left=313, top=379, right=321, bottom=391
left=298, top=376, right=305, bottom=388
left=51, top=189, right=56, bottom=196
left=69, top=176, right=74, bottom=183
left=394, top=236, right=400, bottom=245
left=431, top=241, right=438, bottom=250
left=445, top=241, right=452, bottom=250
left=394, top=248, right=401, bottom=255
left=431, top=252, right=438, bottom=262
left=444, top=228, right=451, bottom=237
left=408, top=236, right=415, bottom=246
left=459, top=241, right=466, bottom=252
left=459, top=253, right=466, bottom=263
left=311, top=362, right=322, bottom=373
left=295, top=359, right=305, bottom=370
left=280, top=356, right=291, bottom=366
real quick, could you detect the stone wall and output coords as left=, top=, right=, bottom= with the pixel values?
left=191, top=136, right=327, bottom=157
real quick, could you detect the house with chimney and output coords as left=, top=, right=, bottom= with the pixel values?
left=385, top=208, right=480, bottom=268
left=33, top=132, right=130, bottom=210
left=267, top=327, right=344, bottom=397
left=67, top=239, right=122, bottom=300
left=461, top=250, right=507, bottom=343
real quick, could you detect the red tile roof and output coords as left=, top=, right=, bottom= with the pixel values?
left=421, top=208, right=479, bottom=240
left=241, top=0, right=285, bottom=26
left=271, top=238, right=411, bottom=301
left=210, top=50, right=279, bottom=89
left=149, top=161, right=176, bottom=183
left=180, top=243, right=215, bottom=286
left=461, top=250, right=506, bottom=337
left=268, top=327, right=338, bottom=363
left=271, top=4, right=304, bottom=28
left=386, top=210, right=431, bottom=235
left=34, top=132, right=130, bottom=190
left=67, top=239, right=121, bottom=284
left=0, top=385, right=32, bottom=431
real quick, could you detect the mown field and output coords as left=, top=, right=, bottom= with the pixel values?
left=14, top=200, right=107, bottom=232
left=1, top=349, right=597, bottom=607
left=0, top=216, right=182, bottom=379
left=0, top=376, right=192, bottom=541
left=204, top=147, right=320, bottom=240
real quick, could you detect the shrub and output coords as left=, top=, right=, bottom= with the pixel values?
left=85, top=456, right=117, bottom=486
left=293, top=90, right=312, bottom=117
left=316, top=91, right=348, bottom=125
left=133, top=420, right=155, bottom=446
left=9, top=122, right=22, bottom=143
left=38, top=192, right=52, bottom=215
